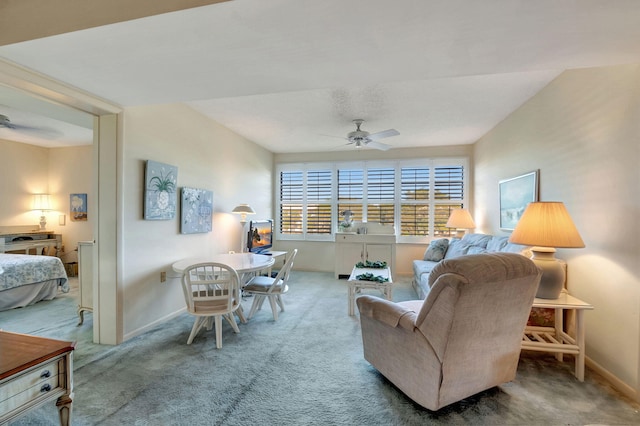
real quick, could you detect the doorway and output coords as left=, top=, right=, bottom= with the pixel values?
left=0, top=61, right=121, bottom=344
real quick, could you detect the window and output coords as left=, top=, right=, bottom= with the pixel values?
left=337, top=169, right=363, bottom=223
left=400, top=167, right=430, bottom=236
left=306, top=170, right=332, bottom=234
left=278, top=166, right=334, bottom=240
left=367, top=168, right=395, bottom=226
left=279, top=171, right=303, bottom=235
left=276, top=158, right=468, bottom=242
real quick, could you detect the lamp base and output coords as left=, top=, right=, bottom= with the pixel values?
left=39, top=215, right=47, bottom=231
left=454, top=229, right=466, bottom=239
left=530, top=247, right=565, bottom=299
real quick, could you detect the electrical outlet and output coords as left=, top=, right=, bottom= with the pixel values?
left=160, top=271, right=166, bottom=282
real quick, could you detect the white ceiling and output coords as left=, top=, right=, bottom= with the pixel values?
left=1, top=0, right=639, bottom=152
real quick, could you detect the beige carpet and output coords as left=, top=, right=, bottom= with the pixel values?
left=1, top=271, right=638, bottom=425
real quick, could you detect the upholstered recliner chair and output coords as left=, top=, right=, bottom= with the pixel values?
left=357, top=252, right=541, bottom=411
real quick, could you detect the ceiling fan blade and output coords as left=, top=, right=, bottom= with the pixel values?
left=319, top=133, right=349, bottom=141
left=367, top=128, right=399, bottom=141
left=6, top=123, right=63, bottom=138
left=366, top=141, right=391, bottom=151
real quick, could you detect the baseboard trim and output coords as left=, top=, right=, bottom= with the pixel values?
left=123, top=307, right=186, bottom=342
left=586, top=356, right=639, bottom=403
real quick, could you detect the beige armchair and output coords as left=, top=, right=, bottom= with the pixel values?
left=357, top=252, right=541, bottom=411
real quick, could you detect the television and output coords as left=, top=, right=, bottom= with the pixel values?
left=248, top=219, right=273, bottom=254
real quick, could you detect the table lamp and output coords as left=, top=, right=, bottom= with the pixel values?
left=232, top=204, right=255, bottom=224
left=509, top=201, right=585, bottom=299
left=446, top=208, right=476, bottom=238
left=32, top=193, right=52, bottom=230
left=232, top=204, right=255, bottom=252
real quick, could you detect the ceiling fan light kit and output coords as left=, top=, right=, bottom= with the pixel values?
left=344, top=119, right=399, bottom=151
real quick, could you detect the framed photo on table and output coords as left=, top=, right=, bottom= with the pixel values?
left=499, top=170, right=539, bottom=230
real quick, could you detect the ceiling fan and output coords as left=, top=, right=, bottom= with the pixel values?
left=0, top=113, right=61, bottom=137
left=344, top=119, right=399, bottom=151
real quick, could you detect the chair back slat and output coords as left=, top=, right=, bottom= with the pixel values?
left=182, top=262, right=240, bottom=314
left=267, top=249, right=297, bottom=293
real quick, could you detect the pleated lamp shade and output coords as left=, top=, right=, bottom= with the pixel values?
left=509, top=202, right=584, bottom=299
left=509, top=202, right=584, bottom=248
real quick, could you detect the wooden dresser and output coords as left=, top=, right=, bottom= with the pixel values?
left=0, top=331, right=75, bottom=426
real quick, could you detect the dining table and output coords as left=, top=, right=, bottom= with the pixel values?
left=172, top=252, right=276, bottom=324
left=171, top=252, right=276, bottom=278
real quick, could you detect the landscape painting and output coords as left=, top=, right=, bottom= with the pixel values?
left=499, top=170, right=538, bottom=230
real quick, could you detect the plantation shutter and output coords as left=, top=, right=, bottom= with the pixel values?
left=338, top=169, right=364, bottom=223
left=280, top=170, right=303, bottom=234
left=307, top=170, right=332, bottom=234
left=400, top=167, right=430, bottom=236
left=433, top=166, right=465, bottom=237
left=367, top=167, right=395, bottom=226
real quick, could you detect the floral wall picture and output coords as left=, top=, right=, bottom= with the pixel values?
left=181, top=187, right=213, bottom=234
left=70, top=193, right=88, bottom=222
left=144, top=160, right=178, bottom=220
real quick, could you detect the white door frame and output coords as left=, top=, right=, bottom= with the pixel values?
left=1, top=59, right=122, bottom=344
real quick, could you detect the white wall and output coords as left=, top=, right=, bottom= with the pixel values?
left=121, top=103, right=273, bottom=338
left=0, top=139, right=93, bottom=257
left=474, top=64, right=640, bottom=399
left=273, top=145, right=474, bottom=275
left=48, top=145, right=94, bottom=257
left=0, top=139, right=49, bottom=226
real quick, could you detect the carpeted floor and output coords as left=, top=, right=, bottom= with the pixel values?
left=1, top=272, right=638, bottom=425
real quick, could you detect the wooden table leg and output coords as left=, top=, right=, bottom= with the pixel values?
left=56, top=393, right=73, bottom=426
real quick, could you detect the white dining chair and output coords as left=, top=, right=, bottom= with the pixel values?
left=243, top=249, right=297, bottom=321
left=181, top=262, right=242, bottom=347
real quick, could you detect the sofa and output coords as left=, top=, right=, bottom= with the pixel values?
left=412, top=233, right=531, bottom=300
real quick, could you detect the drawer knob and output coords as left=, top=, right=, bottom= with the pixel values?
left=41, top=383, right=52, bottom=393
left=41, top=370, right=51, bottom=378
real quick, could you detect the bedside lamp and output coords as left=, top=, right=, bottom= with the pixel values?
left=32, top=194, right=52, bottom=230
left=509, top=202, right=585, bottom=299
left=446, top=209, right=476, bottom=238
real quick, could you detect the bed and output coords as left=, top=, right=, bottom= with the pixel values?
left=0, top=253, right=69, bottom=311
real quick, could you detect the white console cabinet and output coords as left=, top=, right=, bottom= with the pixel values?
left=77, top=241, right=94, bottom=325
left=334, top=233, right=396, bottom=278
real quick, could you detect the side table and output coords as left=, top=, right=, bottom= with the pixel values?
left=521, top=292, right=593, bottom=381
left=347, top=266, right=393, bottom=316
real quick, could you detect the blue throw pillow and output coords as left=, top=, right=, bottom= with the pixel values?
left=423, top=238, right=449, bottom=262
left=444, top=238, right=469, bottom=259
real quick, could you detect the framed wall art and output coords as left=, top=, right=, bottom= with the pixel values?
left=70, top=193, right=88, bottom=222
left=499, top=170, right=539, bottom=230
left=181, top=187, right=213, bottom=234
left=144, top=160, right=178, bottom=220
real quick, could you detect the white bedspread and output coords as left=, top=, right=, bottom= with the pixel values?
left=0, top=253, right=69, bottom=292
